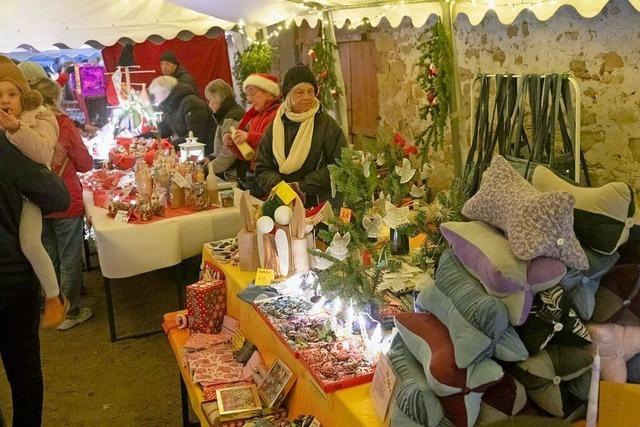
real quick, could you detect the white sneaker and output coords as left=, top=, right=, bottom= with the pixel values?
left=57, top=307, right=94, bottom=331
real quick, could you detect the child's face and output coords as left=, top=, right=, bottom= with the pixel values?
left=0, top=81, right=23, bottom=117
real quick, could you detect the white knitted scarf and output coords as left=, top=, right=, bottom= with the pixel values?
left=272, top=90, right=320, bottom=175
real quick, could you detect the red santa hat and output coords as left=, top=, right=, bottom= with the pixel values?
left=242, top=73, right=280, bottom=97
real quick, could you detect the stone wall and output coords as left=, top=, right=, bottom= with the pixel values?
left=372, top=0, right=640, bottom=193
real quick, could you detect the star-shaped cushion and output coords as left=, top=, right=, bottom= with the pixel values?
left=586, top=323, right=640, bottom=383
left=462, top=156, right=588, bottom=270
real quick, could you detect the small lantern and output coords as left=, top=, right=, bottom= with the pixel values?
left=178, top=131, right=206, bottom=162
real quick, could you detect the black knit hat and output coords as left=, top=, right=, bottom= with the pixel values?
left=282, top=63, right=318, bottom=97
left=160, top=51, right=179, bottom=65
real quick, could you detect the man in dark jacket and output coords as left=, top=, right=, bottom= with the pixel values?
left=159, top=51, right=199, bottom=94
left=149, top=76, right=217, bottom=154
left=0, top=133, right=70, bottom=426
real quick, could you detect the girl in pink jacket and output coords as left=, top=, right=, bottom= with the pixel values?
left=0, top=55, right=64, bottom=328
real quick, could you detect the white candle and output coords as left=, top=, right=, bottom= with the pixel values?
left=586, top=347, right=601, bottom=427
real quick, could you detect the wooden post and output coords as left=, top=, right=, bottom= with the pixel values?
left=440, top=0, right=466, bottom=178
left=324, top=11, right=350, bottom=139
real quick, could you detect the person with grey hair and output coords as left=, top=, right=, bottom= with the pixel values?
left=201, top=78, right=245, bottom=176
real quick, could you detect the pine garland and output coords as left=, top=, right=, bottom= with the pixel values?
left=416, top=20, right=454, bottom=159
left=308, top=37, right=342, bottom=110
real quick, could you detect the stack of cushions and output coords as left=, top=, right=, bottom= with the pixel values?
left=440, top=221, right=566, bottom=325
left=388, top=336, right=449, bottom=427
left=507, top=345, right=592, bottom=418
left=515, top=286, right=591, bottom=354
left=416, top=250, right=529, bottom=367
left=476, top=375, right=527, bottom=425
left=586, top=323, right=640, bottom=383
left=560, top=248, right=619, bottom=320
left=592, top=264, right=640, bottom=324
left=462, top=156, right=588, bottom=270
left=532, top=165, right=640, bottom=255
left=395, top=312, right=504, bottom=427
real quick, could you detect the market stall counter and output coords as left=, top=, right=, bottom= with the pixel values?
left=161, top=245, right=383, bottom=427
left=84, top=190, right=242, bottom=341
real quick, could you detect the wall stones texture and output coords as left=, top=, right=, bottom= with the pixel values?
left=373, top=0, right=640, bottom=193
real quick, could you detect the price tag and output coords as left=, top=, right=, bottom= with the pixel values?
left=370, top=353, right=397, bottom=421
left=122, top=185, right=133, bottom=198
left=172, top=171, right=187, bottom=188
left=255, top=268, right=275, bottom=286
left=230, top=331, right=246, bottom=352
left=114, top=210, right=130, bottom=223
left=339, top=207, right=352, bottom=223
left=274, top=181, right=297, bottom=205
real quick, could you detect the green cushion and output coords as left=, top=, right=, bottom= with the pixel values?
left=532, top=165, right=639, bottom=255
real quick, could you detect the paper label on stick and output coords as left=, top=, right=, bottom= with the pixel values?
left=273, top=181, right=297, bottom=205
left=339, top=207, right=352, bottom=223
left=184, top=173, right=193, bottom=189
left=114, top=210, right=130, bottom=223
left=172, top=172, right=187, bottom=188
left=255, top=268, right=275, bottom=286
left=370, top=354, right=397, bottom=421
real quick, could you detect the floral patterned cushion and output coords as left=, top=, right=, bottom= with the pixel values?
left=462, top=156, right=587, bottom=270
left=515, top=286, right=591, bottom=354
left=532, top=165, right=640, bottom=255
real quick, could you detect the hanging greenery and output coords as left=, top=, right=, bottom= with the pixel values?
left=415, top=20, right=454, bottom=160
left=233, top=42, right=276, bottom=103
left=308, top=37, right=342, bottom=110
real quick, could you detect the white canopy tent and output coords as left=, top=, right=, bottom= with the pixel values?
left=0, top=0, right=233, bottom=52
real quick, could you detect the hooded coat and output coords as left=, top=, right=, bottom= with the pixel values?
left=157, top=83, right=216, bottom=154
left=173, top=65, right=199, bottom=94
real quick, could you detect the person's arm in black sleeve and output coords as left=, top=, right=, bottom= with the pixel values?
left=254, top=124, right=285, bottom=193
left=12, top=149, right=70, bottom=214
left=299, top=120, right=347, bottom=196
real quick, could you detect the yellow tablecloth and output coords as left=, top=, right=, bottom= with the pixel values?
left=202, top=247, right=384, bottom=427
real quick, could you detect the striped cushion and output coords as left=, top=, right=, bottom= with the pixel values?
left=416, top=250, right=528, bottom=368
left=395, top=312, right=504, bottom=427
left=441, top=221, right=566, bottom=325
left=532, top=165, right=639, bottom=255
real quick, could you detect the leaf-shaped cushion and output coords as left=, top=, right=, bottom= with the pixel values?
left=532, top=165, right=639, bottom=255
left=395, top=312, right=504, bottom=427
left=441, top=221, right=566, bottom=325
left=507, top=345, right=592, bottom=417
left=515, top=286, right=591, bottom=354
left=462, top=156, right=587, bottom=270
left=416, top=250, right=528, bottom=368
left=586, top=323, right=640, bottom=383
left=476, top=375, right=527, bottom=425
left=593, top=264, right=640, bottom=324
left=560, top=247, right=620, bottom=320
left=388, top=335, right=447, bottom=427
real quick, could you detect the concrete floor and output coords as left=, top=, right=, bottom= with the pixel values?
left=0, top=254, right=192, bottom=426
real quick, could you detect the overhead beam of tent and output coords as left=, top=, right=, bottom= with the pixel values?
left=0, top=0, right=234, bottom=53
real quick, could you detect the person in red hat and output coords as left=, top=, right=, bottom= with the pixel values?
left=224, top=73, right=281, bottom=184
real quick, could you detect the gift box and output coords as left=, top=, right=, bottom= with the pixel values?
left=187, top=280, right=227, bottom=334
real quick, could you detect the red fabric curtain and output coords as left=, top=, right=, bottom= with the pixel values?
left=102, top=33, right=232, bottom=102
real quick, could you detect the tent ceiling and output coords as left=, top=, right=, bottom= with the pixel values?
left=0, top=0, right=233, bottom=53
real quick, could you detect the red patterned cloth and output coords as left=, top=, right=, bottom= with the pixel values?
left=184, top=332, right=232, bottom=352
left=187, top=280, right=227, bottom=334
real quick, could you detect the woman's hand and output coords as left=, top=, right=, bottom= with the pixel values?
left=0, top=109, right=20, bottom=133
left=223, top=132, right=234, bottom=147
left=232, top=130, right=248, bottom=146
left=199, top=157, right=211, bottom=167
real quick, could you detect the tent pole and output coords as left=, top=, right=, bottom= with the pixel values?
left=323, top=11, right=350, bottom=140
left=439, top=0, right=464, bottom=177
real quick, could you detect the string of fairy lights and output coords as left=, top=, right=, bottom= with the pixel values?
left=237, top=0, right=564, bottom=43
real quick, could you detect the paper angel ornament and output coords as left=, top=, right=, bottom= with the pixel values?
left=314, top=232, right=351, bottom=270
left=376, top=152, right=385, bottom=166
left=420, top=162, right=433, bottom=181
left=395, top=158, right=416, bottom=184
left=383, top=205, right=411, bottom=229
left=410, top=184, right=426, bottom=199
left=362, top=214, right=383, bottom=239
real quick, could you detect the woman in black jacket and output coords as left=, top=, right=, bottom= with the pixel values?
left=202, top=79, right=245, bottom=176
left=255, top=64, right=347, bottom=207
left=149, top=76, right=216, bottom=154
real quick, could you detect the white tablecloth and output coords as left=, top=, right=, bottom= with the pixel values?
left=83, top=191, right=242, bottom=279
